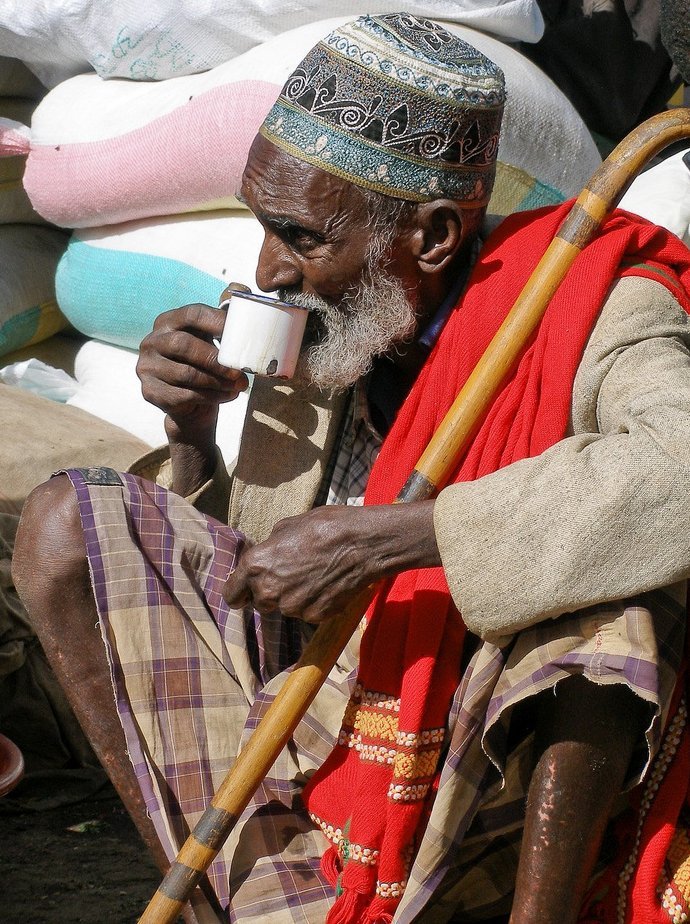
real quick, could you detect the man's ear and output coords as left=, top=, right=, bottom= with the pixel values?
left=410, top=200, right=479, bottom=274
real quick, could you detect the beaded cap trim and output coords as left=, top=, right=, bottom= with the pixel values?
left=260, top=12, right=505, bottom=203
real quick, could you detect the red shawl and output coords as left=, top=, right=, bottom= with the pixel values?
left=303, top=200, right=690, bottom=923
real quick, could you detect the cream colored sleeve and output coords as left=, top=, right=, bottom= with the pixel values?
left=433, top=276, right=690, bottom=641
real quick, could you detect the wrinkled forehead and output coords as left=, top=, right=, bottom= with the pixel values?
left=241, top=133, right=369, bottom=227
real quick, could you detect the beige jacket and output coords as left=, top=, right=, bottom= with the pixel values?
left=141, top=275, right=690, bottom=641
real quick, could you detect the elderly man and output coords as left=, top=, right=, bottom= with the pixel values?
left=12, top=12, right=690, bottom=924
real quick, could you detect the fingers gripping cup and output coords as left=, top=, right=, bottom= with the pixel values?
left=216, top=283, right=309, bottom=379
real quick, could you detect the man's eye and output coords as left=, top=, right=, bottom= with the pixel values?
left=288, top=231, right=320, bottom=252
left=277, top=224, right=324, bottom=253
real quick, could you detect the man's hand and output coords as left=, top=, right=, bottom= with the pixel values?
left=138, top=304, right=248, bottom=433
left=137, top=304, right=249, bottom=495
left=223, top=501, right=440, bottom=624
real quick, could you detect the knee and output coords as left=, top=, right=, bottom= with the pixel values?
left=12, top=475, right=86, bottom=599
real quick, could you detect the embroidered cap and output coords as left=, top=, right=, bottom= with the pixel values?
left=259, top=12, right=506, bottom=204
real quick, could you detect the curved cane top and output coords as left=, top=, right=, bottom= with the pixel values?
left=561, top=108, right=690, bottom=249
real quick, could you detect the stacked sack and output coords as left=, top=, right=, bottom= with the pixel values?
left=0, top=9, right=602, bottom=450
left=0, top=57, right=70, bottom=358
left=0, top=0, right=545, bottom=87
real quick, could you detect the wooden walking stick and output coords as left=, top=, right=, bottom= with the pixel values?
left=139, top=107, right=690, bottom=923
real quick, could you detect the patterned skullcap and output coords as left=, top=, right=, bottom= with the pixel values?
left=259, top=12, right=506, bottom=204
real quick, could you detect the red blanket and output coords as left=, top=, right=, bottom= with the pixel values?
left=304, top=199, right=690, bottom=923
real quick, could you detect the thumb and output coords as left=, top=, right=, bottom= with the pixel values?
left=223, top=538, right=254, bottom=607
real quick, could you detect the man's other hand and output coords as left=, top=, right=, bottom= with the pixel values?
left=137, top=304, right=249, bottom=438
left=223, top=501, right=440, bottom=624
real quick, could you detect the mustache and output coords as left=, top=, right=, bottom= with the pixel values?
left=278, top=288, right=329, bottom=313
left=277, top=287, right=335, bottom=350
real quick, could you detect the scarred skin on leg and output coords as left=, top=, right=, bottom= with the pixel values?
left=509, top=675, right=649, bottom=924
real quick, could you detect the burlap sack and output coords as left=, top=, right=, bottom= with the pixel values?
left=0, top=382, right=150, bottom=514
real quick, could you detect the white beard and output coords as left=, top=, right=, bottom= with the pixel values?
left=279, top=269, right=418, bottom=390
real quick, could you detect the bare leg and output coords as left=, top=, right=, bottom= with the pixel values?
left=510, top=675, right=648, bottom=924
left=11, top=475, right=170, bottom=873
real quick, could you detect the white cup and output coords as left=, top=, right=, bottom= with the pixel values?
left=216, top=287, right=309, bottom=379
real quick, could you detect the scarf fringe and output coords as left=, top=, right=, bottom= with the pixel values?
left=326, top=889, right=371, bottom=924
left=361, top=897, right=395, bottom=923
left=323, top=855, right=372, bottom=924
left=322, top=848, right=397, bottom=923
left=321, top=845, right=341, bottom=887
left=325, top=885, right=396, bottom=924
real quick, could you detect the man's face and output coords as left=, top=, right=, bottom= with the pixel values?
left=240, top=135, right=420, bottom=389
left=242, top=134, right=379, bottom=302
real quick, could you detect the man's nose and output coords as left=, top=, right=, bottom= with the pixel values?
left=255, top=232, right=301, bottom=293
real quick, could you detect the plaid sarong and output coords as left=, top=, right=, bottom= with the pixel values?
left=66, top=466, right=686, bottom=923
